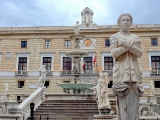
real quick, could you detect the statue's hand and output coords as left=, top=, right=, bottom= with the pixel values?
left=124, top=41, right=133, bottom=48
left=118, top=39, right=126, bottom=46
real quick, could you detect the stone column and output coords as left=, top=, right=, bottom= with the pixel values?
left=112, top=83, right=144, bottom=120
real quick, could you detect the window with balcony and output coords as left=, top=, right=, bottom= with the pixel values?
left=64, top=40, right=71, bottom=47
left=16, top=53, right=29, bottom=75
left=43, top=57, right=52, bottom=70
left=45, top=40, right=51, bottom=48
left=63, top=57, right=72, bottom=74
left=84, top=57, right=92, bottom=70
left=151, top=56, right=160, bottom=70
left=18, top=57, right=27, bottom=72
left=104, top=57, right=113, bottom=70
left=151, top=38, right=158, bottom=46
left=105, top=39, right=110, bottom=47
left=21, top=41, right=27, bottom=48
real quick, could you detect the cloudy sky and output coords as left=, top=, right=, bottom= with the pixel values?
left=0, top=0, right=160, bottom=27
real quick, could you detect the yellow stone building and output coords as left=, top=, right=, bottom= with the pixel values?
left=0, top=7, right=160, bottom=101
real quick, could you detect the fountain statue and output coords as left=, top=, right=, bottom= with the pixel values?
left=110, top=13, right=144, bottom=120
left=38, top=65, right=47, bottom=87
left=57, top=21, right=96, bottom=94
left=96, top=72, right=111, bottom=109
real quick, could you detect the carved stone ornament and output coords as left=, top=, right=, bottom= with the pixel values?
left=6, top=50, right=11, bottom=59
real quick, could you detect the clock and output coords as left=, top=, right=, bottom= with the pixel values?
left=84, top=39, right=92, bottom=46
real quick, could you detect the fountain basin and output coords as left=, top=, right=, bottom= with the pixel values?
left=65, top=50, right=88, bottom=58
left=57, top=82, right=96, bottom=94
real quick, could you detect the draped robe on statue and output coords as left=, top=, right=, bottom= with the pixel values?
left=110, top=32, right=144, bottom=120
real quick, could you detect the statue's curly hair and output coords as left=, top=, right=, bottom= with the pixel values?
left=117, top=13, right=133, bottom=26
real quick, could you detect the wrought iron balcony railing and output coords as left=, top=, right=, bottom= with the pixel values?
left=150, top=70, right=160, bottom=76
left=46, top=70, right=52, bottom=76
left=60, top=70, right=99, bottom=76
left=15, top=70, right=28, bottom=76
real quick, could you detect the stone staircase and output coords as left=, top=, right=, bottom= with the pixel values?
left=33, top=94, right=99, bottom=120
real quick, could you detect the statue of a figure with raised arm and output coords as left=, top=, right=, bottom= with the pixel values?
left=38, top=65, right=47, bottom=87
left=96, top=72, right=111, bottom=109
left=110, top=13, right=144, bottom=120
left=74, top=21, right=80, bottom=35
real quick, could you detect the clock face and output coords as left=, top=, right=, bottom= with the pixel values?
left=84, top=39, right=92, bottom=46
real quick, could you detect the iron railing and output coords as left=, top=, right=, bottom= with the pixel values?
left=15, top=70, right=28, bottom=76
left=60, top=70, right=99, bottom=76
left=150, top=70, right=160, bottom=76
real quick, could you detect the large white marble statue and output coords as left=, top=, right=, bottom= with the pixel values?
left=97, top=72, right=111, bottom=109
left=150, top=81, right=155, bottom=96
left=74, top=21, right=80, bottom=35
left=38, top=65, right=47, bottom=87
left=110, top=13, right=144, bottom=120
left=3, top=83, right=9, bottom=94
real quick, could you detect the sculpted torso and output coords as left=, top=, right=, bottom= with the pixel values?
left=110, top=15, right=142, bottom=84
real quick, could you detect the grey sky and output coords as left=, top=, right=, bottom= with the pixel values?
left=0, top=0, right=160, bottom=27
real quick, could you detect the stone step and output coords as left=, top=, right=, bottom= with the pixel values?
left=34, top=109, right=99, bottom=113
left=33, top=114, right=94, bottom=120
left=43, top=100, right=96, bottom=103
left=41, top=102, right=97, bottom=105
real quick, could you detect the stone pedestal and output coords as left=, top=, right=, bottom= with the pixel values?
left=112, top=83, right=144, bottom=120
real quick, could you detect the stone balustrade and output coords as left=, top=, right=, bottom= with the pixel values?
left=8, top=86, right=46, bottom=120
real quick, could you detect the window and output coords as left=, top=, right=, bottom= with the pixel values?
left=151, top=56, right=160, bottom=70
left=44, top=81, right=49, bottom=88
left=18, top=57, right=27, bottom=70
left=43, top=57, right=51, bottom=70
left=63, top=57, right=72, bottom=70
left=17, top=96, right=21, bottom=102
left=21, top=41, right=27, bottom=48
left=64, top=40, right=71, bottom=47
left=105, top=39, right=110, bottom=47
left=45, top=40, right=51, bottom=48
left=108, top=81, right=113, bottom=88
left=154, top=81, right=160, bottom=88
left=104, top=57, right=113, bottom=70
left=84, top=57, right=92, bottom=70
left=151, top=38, right=158, bottom=46
left=18, top=81, right=24, bottom=88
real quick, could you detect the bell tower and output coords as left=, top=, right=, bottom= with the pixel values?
left=81, top=7, right=97, bottom=29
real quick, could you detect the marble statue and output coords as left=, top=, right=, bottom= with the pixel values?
left=74, top=21, right=80, bottom=35
left=150, top=81, right=155, bottom=96
left=110, top=13, right=144, bottom=120
left=72, top=57, right=81, bottom=74
left=3, top=83, right=9, bottom=94
left=85, top=16, right=90, bottom=24
left=97, top=72, right=111, bottom=109
left=74, top=39, right=80, bottom=49
left=38, top=65, right=47, bottom=87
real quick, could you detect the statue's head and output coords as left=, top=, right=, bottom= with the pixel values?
left=117, top=13, right=133, bottom=32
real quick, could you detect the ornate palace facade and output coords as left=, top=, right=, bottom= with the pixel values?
left=0, top=7, right=160, bottom=101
